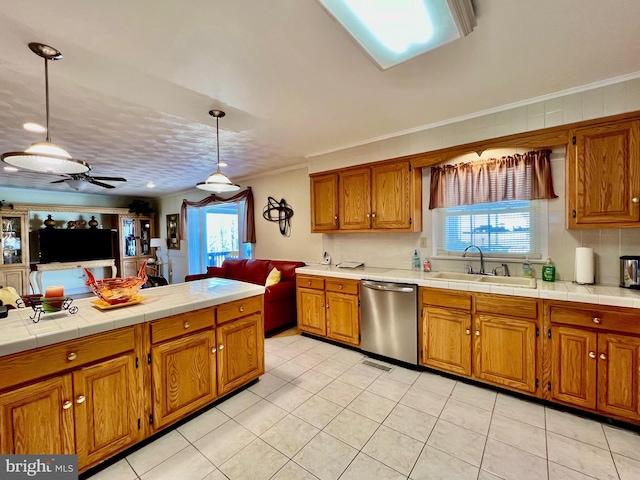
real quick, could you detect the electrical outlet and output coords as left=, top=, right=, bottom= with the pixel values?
left=420, top=236, right=429, bottom=248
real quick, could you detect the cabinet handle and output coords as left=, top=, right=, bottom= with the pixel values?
left=371, top=213, right=376, bottom=218
left=475, top=330, right=480, bottom=336
left=76, top=395, right=86, bottom=404
left=67, top=352, right=77, bottom=361
left=589, top=351, right=596, bottom=358
left=367, top=213, right=371, bottom=218
left=592, top=317, right=601, bottom=324
left=184, top=322, right=190, bottom=329
left=465, top=329, right=471, bottom=335
left=211, top=347, right=217, bottom=353
left=334, top=216, right=338, bottom=220
left=339, top=284, right=343, bottom=290
left=308, top=280, right=312, bottom=286
left=219, top=345, right=224, bottom=350
left=320, top=302, right=324, bottom=307
left=62, top=401, right=72, bottom=410
left=240, top=306, right=244, bottom=312
left=633, top=197, right=639, bottom=204
left=326, top=303, right=329, bottom=309
left=599, top=353, right=607, bottom=360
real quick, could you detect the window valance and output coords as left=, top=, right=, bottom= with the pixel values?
left=180, top=187, right=256, bottom=243
left=429, top=149, right=557, bottom=209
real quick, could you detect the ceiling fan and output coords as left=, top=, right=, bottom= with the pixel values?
left=50, top=173, right=127, bottom=190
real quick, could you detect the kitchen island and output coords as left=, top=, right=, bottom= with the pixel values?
left=0, top=278, right=265, bottom=472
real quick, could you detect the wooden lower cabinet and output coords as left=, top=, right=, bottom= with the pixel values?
left=217, top=313, right=264, bottom=396
left=551, top=325, right=597, bottom=409
left=326, top=291, right=359, bottom=346
left=0, top=375, right=75, bottom=455
left=421, top=306, right=471, bottom=376
left=597, top=333, right=640, bottom=420
left=151, top=330, right=217, bottom=429
left=297, top=276, right=360, bottom=347
left=474, top=314, right=537, bottom=393
left=74, top=353, right=142, bottom=467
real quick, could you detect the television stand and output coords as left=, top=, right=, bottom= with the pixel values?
left=29, top=259, right=117, bottom=295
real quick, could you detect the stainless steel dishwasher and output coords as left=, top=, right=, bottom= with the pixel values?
left=360, top=280, right=418, bottom=365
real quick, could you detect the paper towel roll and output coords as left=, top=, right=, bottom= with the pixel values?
left=575, top=247, right=594, bottom=284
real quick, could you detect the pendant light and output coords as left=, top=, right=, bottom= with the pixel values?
left=196, top=110, right=240, bottom=193
left=1, top=43, right=90, bottom=174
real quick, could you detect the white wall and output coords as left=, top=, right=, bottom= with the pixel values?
left=156, top=166, right=323, bottom=283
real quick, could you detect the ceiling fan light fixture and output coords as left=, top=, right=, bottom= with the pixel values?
left=65, top=178, right=87, bottom=191
left=196, top=110, right=240, bottom=193
left=1, top=42, right=90, bottom=175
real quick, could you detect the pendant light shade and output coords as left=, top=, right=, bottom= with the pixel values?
left=196, top=110, right=240, bottom=193
left=1, top=43, right=90, bottom=175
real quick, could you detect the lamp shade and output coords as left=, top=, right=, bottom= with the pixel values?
left=150, top=238, right=164, bottom=248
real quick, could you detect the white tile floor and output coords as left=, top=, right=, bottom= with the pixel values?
left=86, top=334, right=640, bottom=480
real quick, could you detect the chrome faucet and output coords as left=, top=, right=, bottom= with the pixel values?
left=462, top=245, right=485, bottom=274
left=492, top=263, right=511, bottom=277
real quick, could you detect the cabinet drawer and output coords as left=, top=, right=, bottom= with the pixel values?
left=326, top=279, right=359, bottom=295
left=549, top=304, right=640, bottom=335
left=476, top=294, right=538, bottom=319
left=151, top=307, right=215, bottom=344
left=297, top=275, right=325, bottom=290
left=421, top=288, right=472, bottom=311
left=217, top=295, right=263, bottom=325
left=0, top=326, right=136, bottom=392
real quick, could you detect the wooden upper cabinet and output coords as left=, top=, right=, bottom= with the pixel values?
left=371, top=161, right=412, bottom=229
left=568, top=120, right=640, bottom=228
left=339, top=167, right=371, bottom=230
left=310, top=173, right=339, bottom=231
left=310, top=159, right=421, bottom=233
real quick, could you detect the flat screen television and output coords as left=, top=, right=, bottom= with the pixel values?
left=31, top=228, right=118, bottom=264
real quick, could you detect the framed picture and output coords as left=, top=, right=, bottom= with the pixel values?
left=166, top=214, right=180, bottom=250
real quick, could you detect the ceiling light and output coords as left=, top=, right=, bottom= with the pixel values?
left=146, top=181, right=156, bottom=188
left=1, top=43, right=90, bottom=174
left=316, top=0, right=476, bottom=70
left=66, top=178, right=87, bottom=191
left=217, top=161, right=228, bottom=167
left=196, top=110, right=241, bottom=193
left=23, top=122, right=46, bottom=133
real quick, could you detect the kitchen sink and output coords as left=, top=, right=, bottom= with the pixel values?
left=429, top=271, right=536, bottom=289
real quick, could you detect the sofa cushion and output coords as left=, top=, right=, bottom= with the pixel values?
left=223, top=259, right=248, bottom=281
left=0, top=286, right=23, bottom=308
left=239, top=259, right=272, bottom=285
left=206, top=265, right=228, bottom=278
left=265, top=267, right=281, bottom=286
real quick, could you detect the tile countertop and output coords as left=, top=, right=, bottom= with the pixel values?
left=296, top=265, right=640, bottom=309
left=0, top=278, right=265, bottom=358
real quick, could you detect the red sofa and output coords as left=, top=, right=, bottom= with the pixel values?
left=185, top=258, right=305, bottom=335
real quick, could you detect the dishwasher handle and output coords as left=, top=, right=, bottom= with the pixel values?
left=362, top=281, right=415, bottom=293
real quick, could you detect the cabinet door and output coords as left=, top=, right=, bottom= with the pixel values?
left=551, top=326, right=597, bottom=409
left=339, top=167, right=371, bottom=230
left=597, top=333, right=640, bottom=420
left=326, top=291, right=359, bottom=346
left=421, top=306, right=471, bottom=376
left=73, top=353, right=141, bottom=468
left=217, top=313, right=264, bottom=396
left=311, top=174, right=339, bottom=231
left=371, top=161, right=412, bottom=229
left=297, top=288, right=327, bottom=336
left=0, top=375, right=74, bottom=455
left=0, top=269, right=28, bottom=295
left=570, top=120, right=640, bottom=227
left=121, top=258, right=139, bottom=278
left=474, top=314, right=537, bottom=393
left=152, top=330, right=217, bottom=428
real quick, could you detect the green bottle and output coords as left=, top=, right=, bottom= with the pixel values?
left=542, top=258, right=556, bottom=282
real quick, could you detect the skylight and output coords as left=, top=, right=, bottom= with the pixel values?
left=317, top=0, right=476, bottom=70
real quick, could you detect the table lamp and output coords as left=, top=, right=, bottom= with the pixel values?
left=150, top=238, right=164, bottom=268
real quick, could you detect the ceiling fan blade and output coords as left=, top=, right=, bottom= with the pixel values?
left=88, top=178, right=116, bottom=189
left=50, top=179, right=67, bottom=184
left=90, top=176, right=127, bottom=182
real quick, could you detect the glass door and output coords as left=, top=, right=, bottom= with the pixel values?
left=122, top=218, right=137, bottom=257
left=139, top=219, right=151, bottom=256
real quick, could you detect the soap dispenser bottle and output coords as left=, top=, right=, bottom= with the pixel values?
left=542, top=258, right=556, bottom=282
left=413, top=250, right=420, bottom=271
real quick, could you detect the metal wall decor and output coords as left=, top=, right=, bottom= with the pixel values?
left=167, top=214, right=180, bottom=249
left=262, top=197, right=294, bottom=237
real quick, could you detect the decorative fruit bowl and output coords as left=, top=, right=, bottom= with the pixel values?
left=85, top=260, right=147, bottom=305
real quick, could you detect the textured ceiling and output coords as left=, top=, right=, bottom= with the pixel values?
left=1, top=0, right=640, bottom=197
